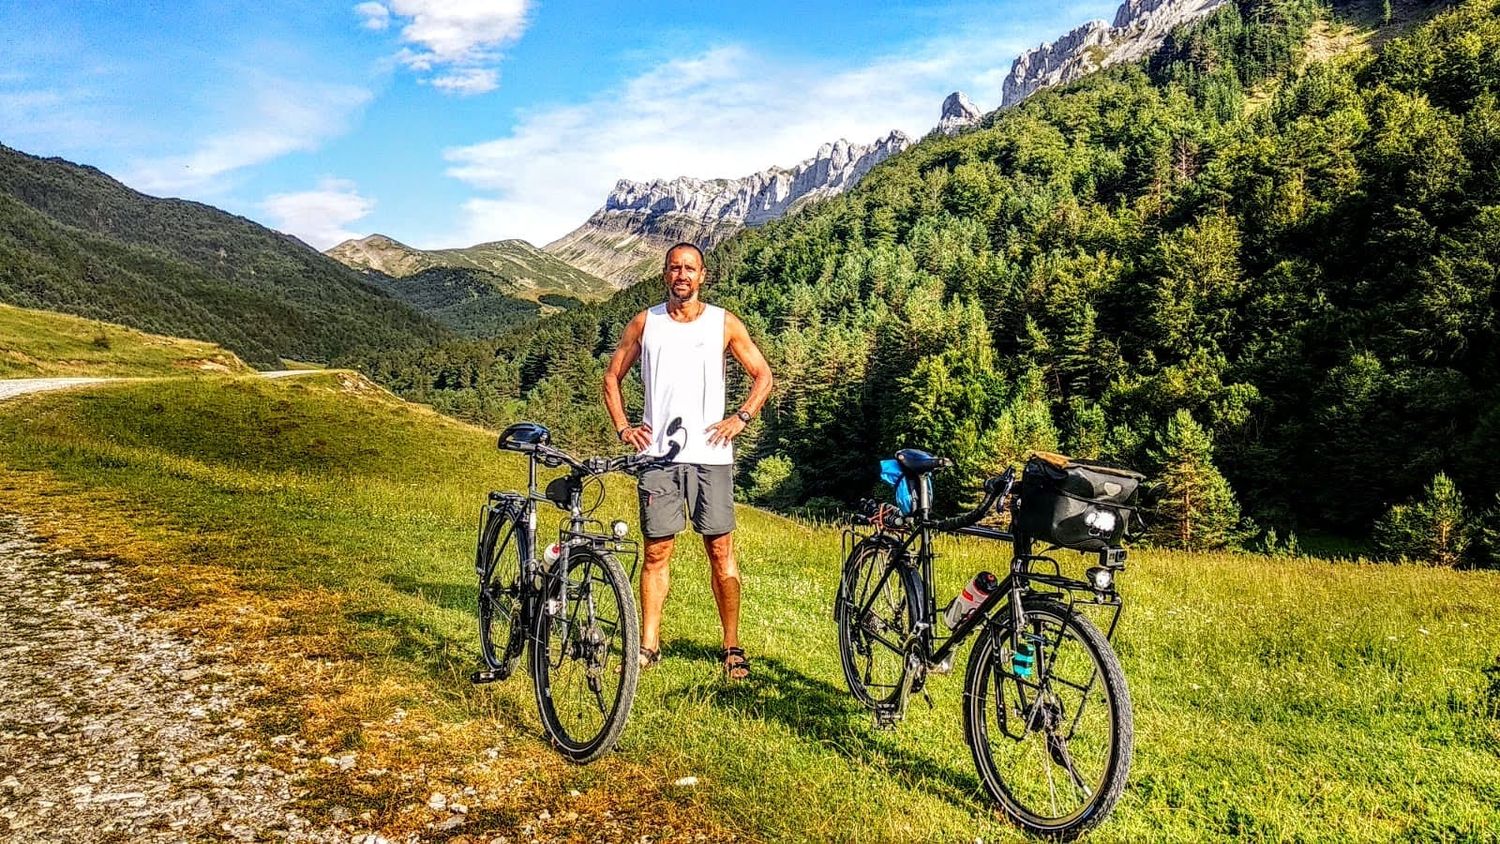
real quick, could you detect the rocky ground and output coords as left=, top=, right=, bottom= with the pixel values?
left=0, top=512, right=358, bottom=843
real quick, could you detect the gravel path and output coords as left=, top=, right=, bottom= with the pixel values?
left=0, top=378, right=118, bottom=400
left=0, top=371, right=322, bottom=402
left=0, top=513, right=355, bottom=843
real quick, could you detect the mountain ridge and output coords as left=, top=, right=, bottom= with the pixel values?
left=1002, top=0, right=1229, bottom=107
left=541, top=130, right=913, bottom=286
left=0, top=143, right=447, bottom=367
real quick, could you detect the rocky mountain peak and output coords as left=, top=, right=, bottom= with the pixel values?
left=936, top=91, right=983, bottom=135
left=545, top=130, right=912, bottom=285
left=1001, top=0, right=1226, bottom=108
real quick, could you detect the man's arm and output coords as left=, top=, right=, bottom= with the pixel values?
left=603, top=311, right=652, bottom=452
left=706, top=312, right=774, bottom=447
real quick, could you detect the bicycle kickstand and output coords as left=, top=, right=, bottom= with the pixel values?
left=871, top=650, right=925, bottom=730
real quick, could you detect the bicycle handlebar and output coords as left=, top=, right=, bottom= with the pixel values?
left=852, top=466, right=1017, bottom=532
left=930, top=468, right=1016, bottom=532
left=532, top=438, right=683, bottom=477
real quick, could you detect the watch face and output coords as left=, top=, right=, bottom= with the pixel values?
left=736, top=411, right=751, bottom=423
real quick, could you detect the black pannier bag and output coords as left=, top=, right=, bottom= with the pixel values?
left=1015, top=452, right=1145, bottom=551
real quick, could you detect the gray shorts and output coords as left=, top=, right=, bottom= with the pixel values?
left=637, top=463, right=736, bottom=538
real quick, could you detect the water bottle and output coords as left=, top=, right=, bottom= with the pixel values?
left=942, top=571, right=999, bottom=629
left=543, top=542, right=562, bottom=567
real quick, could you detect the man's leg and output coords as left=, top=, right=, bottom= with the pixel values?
left=637, top=465, right=686, bottom=658
left=703, top=532, right=739, bottom=650
left=640, top=535, right=675, bottom=654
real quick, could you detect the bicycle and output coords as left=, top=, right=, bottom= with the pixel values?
left=470, top=417, right=684, bottom=763
left=835, top=449, right=1141, bottom=839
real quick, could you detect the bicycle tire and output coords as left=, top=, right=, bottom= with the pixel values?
left=477, top=511, right=526, bottom=679
left=531, top=547, right=640, bottom=763
left=835, top=538, right=919, bottom=709
left=962, top=601, right=1132, bottom=839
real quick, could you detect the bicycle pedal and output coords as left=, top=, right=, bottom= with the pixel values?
left=871, top=706, right=904, bottom=730
left=469, top=669, right=505, bottom=685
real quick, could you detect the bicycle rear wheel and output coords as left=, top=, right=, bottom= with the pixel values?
left=835, top=538, right=918, bottom=709
left=477, top=512, right=525, bottom=679
left=531, top=547, right=640, bottom=763
left=962, top=601, right=1132, bottom=839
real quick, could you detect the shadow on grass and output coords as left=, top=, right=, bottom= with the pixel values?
left=344, top=597, right=538, bottom=732
left=380, top=571, right=475, bottom=615
left=659, top=640, right=988, bottom=814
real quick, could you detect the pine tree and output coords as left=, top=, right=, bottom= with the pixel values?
left=1147, top=409, right=1244, bottom=550
left=1373, top=473, right=1473, bottom=567
left=1478, top=494, right=1500, bottom=570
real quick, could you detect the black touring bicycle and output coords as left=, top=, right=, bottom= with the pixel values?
left=469, top=417, right=686, bottom=763
left=836, top=449, right=1145, bottom=838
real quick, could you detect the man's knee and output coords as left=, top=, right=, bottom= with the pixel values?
left=703, top=533, right=738, bottom=577
left=643, top=536, right=675, bottom=571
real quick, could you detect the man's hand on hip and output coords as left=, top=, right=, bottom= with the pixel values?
left=620, top=423, right=653, bottom=452
left=705, top=416, right=747, bottom=447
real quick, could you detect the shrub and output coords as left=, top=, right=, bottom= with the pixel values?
left=747, top=454, right=803, bottom=510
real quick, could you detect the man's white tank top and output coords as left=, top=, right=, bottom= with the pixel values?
left=639, top=302, right=731, bottom=465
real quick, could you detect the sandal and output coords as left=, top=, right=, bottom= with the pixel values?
left=638, top=647, right=661, bottom=669
left=723, top=647, right=751, bottom=682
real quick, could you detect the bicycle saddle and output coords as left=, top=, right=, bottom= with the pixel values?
left=895, top=448, right=948, bottom=475
left=498, top=421, right=551, bottom=452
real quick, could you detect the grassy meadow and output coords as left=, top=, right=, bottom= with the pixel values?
left=1, top=375, right=1497, bottom=841
left=0, top=302, right=251, bottom=378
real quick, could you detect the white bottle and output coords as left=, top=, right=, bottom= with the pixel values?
left=942, top=571, right=999, bottom=629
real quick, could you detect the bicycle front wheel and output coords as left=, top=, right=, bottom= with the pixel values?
left=962, top=601, right=1132, bottom=839
left=531, top=547, right=640, bottom=763
left=477, top=512, right=525, bottom=679
left=835, top=538, right=918, bottom=709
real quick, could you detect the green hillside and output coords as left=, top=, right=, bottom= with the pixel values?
left=0, top=145, right=449, bottom=367
left=0, top=301, right=251, bottom=377
left=362, top=0, right=1500, bottom=554
left=326, top=234, right=612, bottom=336
left=1, top=375, right=1496, bottom=839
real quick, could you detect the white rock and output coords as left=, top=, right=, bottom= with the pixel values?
left=1001, top=0, right=1227, bottom=107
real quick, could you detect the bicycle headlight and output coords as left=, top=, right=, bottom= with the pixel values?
left=611, top=520, right=629, bottom=539
left=1086, top=566, right=1113, bottom=592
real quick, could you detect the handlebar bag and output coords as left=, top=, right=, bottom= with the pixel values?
left=1016, top=452, right=1144, bottom=551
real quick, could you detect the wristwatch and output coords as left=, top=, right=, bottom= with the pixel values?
left=617, top=426, right=630, bottom=441
left=734, top=409, right=752, bottom=424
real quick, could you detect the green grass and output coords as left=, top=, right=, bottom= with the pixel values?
left=0, top=302, right=251, bottom=377
left=1, top=377, right=1497, bottom=840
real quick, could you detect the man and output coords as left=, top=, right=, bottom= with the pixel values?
left=602, top=242, right=774, bottom=681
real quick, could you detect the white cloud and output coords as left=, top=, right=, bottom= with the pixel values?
left=432, top=67, right=499, bottom=95
left=261, top=178, right=376, bottom=250
left=123, top=77, right=372, bottom=196
left=359, top=0, right=527, bottom=95
left=439, top=35, right=1021, bottom=247
left=355, top=1, right=390, bottom=30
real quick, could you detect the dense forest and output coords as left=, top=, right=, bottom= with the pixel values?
left=0, top=146, right=449, bottom=367
left=352, top=0, right=1500, bottom=561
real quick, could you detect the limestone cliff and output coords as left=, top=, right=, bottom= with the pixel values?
left=543, top=131, right=911, bottom=287
left=1001, top=0, right=1227, bottom=108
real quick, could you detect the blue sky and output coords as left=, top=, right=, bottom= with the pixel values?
left=0, top=0, right=1121, bottom=250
